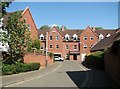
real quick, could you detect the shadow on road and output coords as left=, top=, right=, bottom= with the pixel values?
left=66, top=70, right=120, bottom=88
left=66, top=71, right=87, bottom=88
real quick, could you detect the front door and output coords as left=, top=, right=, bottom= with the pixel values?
left=73, top=54, right=77, bottom=60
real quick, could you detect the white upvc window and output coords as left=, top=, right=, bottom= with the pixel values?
left=73, top=34, right=78, bottom=40
left=39, top=34, right=44, bottom=40
left=84, top=44, right=87, bottom=49
left=84, top=36, right=87, bottom=40
left=65, top=34, right=70, bottom=40
left=90, top=36, right=94, bottom=40
left=99, top=34, right=104, bottom=40
left=106, top=34, right=111, bottom=38
left=56, top=36, right=59, bottom=40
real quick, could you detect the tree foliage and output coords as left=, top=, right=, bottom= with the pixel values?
left=95, top=27, right=103, bottom=30
left=39, top=25, right=51, bottom=30
left=3, top=11, right=31, bottom=64
left=27, top=38, right=40, bottom=52
left=0, top=2, right=12, bottom=17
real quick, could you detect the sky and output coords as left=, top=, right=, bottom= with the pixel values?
left=6, top=1, right=119, bottom=29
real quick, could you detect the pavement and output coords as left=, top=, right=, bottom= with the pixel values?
left=2, top=60, right=120, bottom=88
left=2, top=62, right=61, bottom=87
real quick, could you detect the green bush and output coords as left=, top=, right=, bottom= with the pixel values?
left=2, top=62, right=40, bottom=75
left=84, top=51, right=104, bottom=70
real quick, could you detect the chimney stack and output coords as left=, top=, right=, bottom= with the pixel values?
left=92, top=26, right=96, bottom=31
left=61, top=26, right=65, bottom=31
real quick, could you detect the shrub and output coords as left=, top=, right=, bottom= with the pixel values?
left=48, top=52, right=54, bottom=59
left=2, top=62, right=40, bottom=75
left=84, top=51, right=104, bottom=70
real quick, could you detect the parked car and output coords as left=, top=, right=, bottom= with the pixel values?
left=54, top=56, right=64, bottom=61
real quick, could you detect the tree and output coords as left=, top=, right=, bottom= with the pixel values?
left=0, top=2, right=12, bottom=17
left=60, top=26, right=67, bottom=30
left=39, top=25, right=51, bottom=30
left=3, top=11, right=31, bottom=64
left=32, top=39, right=40, bottom=50
left=48, top=52, right=54, bottom=59
left=95, top=27, right=103, bottom=30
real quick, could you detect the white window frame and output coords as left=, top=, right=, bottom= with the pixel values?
left=66, top=45, right=69, bottom=49
left=56, top=36, right=59, bottom=40
left=84, top=44, right=87, bottom=49
left=49, top=36, right=52, bottom=40
left=56, top=45, right=59, bottom=49
left=84, top=36, right=87, bottom=40
left=50, top=45, right=52, bottom=48
left=73, top=45, right=77, bottom=49
left=90, top=36, right=94, bottom=40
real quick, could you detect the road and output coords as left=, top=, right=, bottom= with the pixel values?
left=3, top=61, right=119, bottom=88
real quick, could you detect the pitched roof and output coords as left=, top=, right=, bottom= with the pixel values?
left=61, top=29, right=83, bottom=38
left=91, top=32, right=120, bottom=51
left=95, top=30, right=116, bottom=37
left=38, top=29, right=50, bottom=36
left=3, top=10, right=23, bottom=26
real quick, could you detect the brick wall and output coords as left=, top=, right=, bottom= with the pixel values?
left=23, top=53, right=53, bottom=67
left=104, top=50, right=120, bottom=84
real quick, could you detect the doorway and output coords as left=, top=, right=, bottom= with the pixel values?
left=73, top=54, right=77, bottom=60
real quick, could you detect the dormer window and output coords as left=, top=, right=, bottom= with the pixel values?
left=39, top=34, right=44, bottom=40
left=73, top=34, right=78, bottom=40
left=65, top=34, right=70, bottom=40
left=99, top=34, right=104, bottom=40
left=106, top=34, right=111, bottom=38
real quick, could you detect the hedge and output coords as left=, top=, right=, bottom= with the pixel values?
left=84, top=51, right=104, bottom=70
left=2, top=62, right=40, bottom=75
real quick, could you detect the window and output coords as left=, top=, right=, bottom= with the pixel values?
left=73, top=34, right=78, bottom=40
left=56, top=45, right=59, bottom=49
left=41, top=45, right=43, bottom=50
left=65, top=37, right=69, bottom=40
left=27, top=24, right=31, bottom=31
left=74, top=45, right=77, bottom=49
left=40, top=37, right=44, bottom=40
left=84, top=36, right=87, bottom=40
left=65, top=34, right=70, bottom=40
left=39, top=34, right=44, bottom=40
left=84, top=44, right=87, bottom=49
left=90, top=45, right=93, bottom=48
left=90, top=36, right=94, bottom=40
left=50, top=45, right=52, bottom=48
left=49, top=36, right=52, bottom=40
left=99, top=34, right=104, bottom=40
left=56, top=36, right=59, bottom=40
left=106, top=34, right=111, bottom=38
left=66, top=45, right=69, bottom=49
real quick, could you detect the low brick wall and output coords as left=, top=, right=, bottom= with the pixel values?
left=23, top=53, right=53, bottom=67
left=104, top=50, right=120, bottom=84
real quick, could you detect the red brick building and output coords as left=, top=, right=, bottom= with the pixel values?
left=3, top=7, right=38, bottom=40
left=2, top=7, right=116, bottom=61
left=39, top=26, right=116, bottom=61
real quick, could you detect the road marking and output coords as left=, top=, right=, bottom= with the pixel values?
left=4, top=63, right=63, bottom=87
left=77, top=62, right=89, bottom=87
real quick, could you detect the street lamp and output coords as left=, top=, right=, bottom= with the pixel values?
left=79, top=42, right=85, bottom=53
left=45, top=32, right=48, bottom=67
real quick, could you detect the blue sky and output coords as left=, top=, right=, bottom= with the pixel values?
left=6, top=2, right=118, bottom=29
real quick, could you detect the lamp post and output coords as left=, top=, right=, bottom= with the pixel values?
left=45, top=32, right=48, bottom=67
left=79, top=42, right=85, bottom=53
left=79, top=42, right=85, bottom=61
